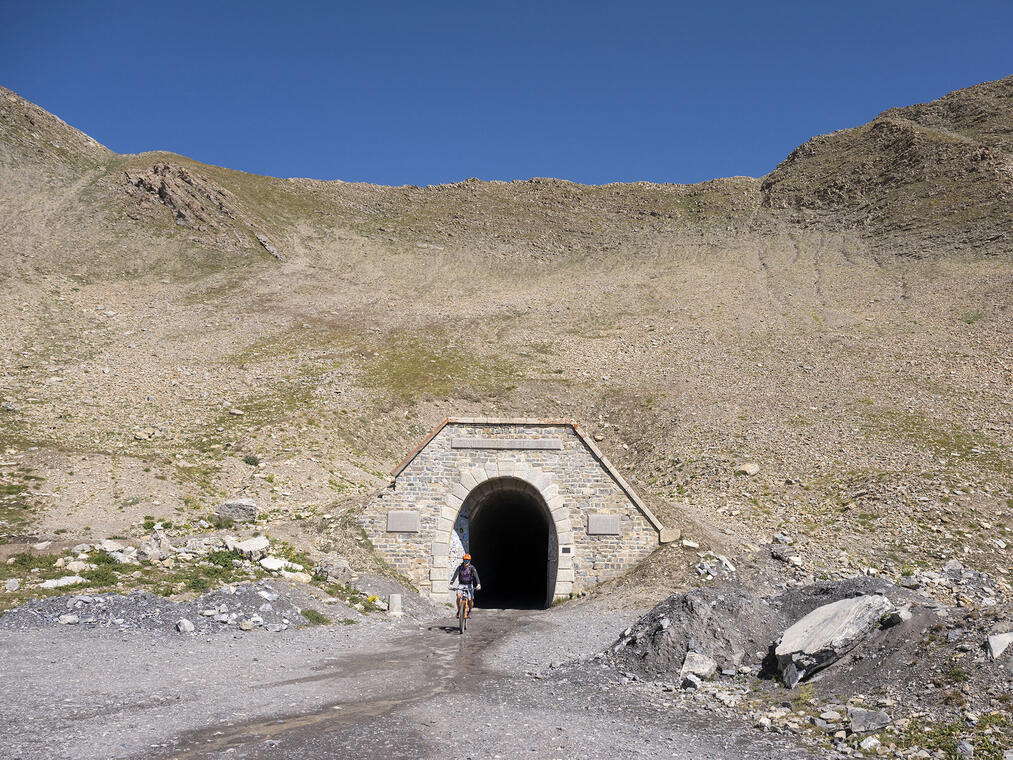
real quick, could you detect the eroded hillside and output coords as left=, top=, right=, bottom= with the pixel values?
left=1, top=78, right=1011, bottom=607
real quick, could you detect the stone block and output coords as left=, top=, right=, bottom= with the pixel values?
left=530, top=472, right=552, bottom=491
left=483, top=463, right=499, bottom=480
left=557, top=531, right=574, bottom=545
left=436, top=517, right=452, bottom=532
left=555, top=518, right=572, bottom=533
left=587, top=513, right=621, bottom=535
left=558, top=553, right=573, bottom=569
left=432, top=541, right=449, bottom=557
left=440, top=505, right=457, bottom=521
left=451, top=482, right=470, bottom=501
left=386, top=510, right=420, bottom=532
left=432, top=553, right=448, bottom=568
left=460, top=469, right=479, bottom=490
left=541, top=483, right=560, bottom=500
left=388, top=594, right=403, bottom=616
left=430, top=566, right=449, bottom=581
left=556, top=567, right=575, bottom=582
left=445, top=492, right=463, bottom=508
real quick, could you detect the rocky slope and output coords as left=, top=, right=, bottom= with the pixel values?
left=0, top=77, right=1011, bottom=613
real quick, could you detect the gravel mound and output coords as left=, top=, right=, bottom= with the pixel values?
left=0, top=581, right=305, bottom=634
left=610, top=576, right=920, bottom=677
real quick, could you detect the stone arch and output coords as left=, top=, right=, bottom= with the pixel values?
left=429, top=463, right=575, bottom=603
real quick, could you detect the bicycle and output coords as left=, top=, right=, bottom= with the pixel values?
left=452, top=583, right=479, bottom=634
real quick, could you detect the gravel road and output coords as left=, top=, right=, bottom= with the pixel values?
left=0, top=598, right=814, bottom=760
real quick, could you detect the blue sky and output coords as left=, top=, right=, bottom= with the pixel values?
left=3, top=1, right=1011, bottom=186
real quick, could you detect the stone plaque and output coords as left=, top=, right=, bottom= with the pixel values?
left=587, top=513, right=620, bottom=536
left=450, top=437, right=563, bottom=450
left=386, top=510, right=420, bottom=532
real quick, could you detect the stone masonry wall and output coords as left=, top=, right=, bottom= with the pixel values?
left=360, top=422, right=659, bottom=603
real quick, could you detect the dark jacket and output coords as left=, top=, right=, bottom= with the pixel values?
left=450, top=562, right=481, bottom=587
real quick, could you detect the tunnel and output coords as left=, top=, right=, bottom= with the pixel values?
left=464, top=477, right=556, bottom=609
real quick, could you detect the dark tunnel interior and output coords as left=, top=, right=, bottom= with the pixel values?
left=469, top=484, right=553, bottom=609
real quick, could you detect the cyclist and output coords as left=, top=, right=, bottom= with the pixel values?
left=449, top=553, right=481, bottom=619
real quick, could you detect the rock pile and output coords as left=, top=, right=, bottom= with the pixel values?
left=0, top=581, right=304, bottom=634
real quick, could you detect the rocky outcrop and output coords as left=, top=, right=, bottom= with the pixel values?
left=124, top=162, right=282, bottom=258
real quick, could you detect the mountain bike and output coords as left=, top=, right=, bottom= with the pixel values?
left=453, top=584, right=477, bottom=634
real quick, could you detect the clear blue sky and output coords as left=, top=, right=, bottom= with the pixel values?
left=3, top=1, right=1011, bottom=186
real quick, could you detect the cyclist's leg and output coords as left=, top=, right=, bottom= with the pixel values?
left=456, top=591, right=463, bottom=618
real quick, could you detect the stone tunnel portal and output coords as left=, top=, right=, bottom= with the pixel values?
left=458, top=477, right=557, bottom=609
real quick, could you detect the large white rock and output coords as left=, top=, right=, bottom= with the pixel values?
left=987, top=632, right=1013, bottom=660
left=96, top=539, right=124, bottom=553
left=233, top=536, right=270, bottom=560
left=680, top=652, right=718, bottom=680
left=259, top=556, right=287, bottom=572
left=775, top=594, right=892, bottom=687
left=216, top=497, right=258, bottom=523
left=40, top=575, right=86, bottom=589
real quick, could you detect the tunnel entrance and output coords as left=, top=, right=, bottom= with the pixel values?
left=463, top=477, right=556, bottom=609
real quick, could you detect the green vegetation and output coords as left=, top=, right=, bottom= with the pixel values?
left=361, top=333, right=520, bottom=402
left=300, top=608, right=332, bottom=626
left=897, top=714, right=1011, bottom=760
left=961, top=309, right=984, bottom=324
left=860, top=406, right=1012, bottom=477
left=243, top=455, right=260, bottom=466
left=319, top=581, right=384, bottom=612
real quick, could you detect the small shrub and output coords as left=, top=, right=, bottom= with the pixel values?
left=206, top=550, right=235, bottom=568
left=185, top=573, right=211, bottom=592
left=243, top=455, right=260, bottom=466
left=82, top=566, right=117, bottom=586
left=301, top=609, right=331, bottom=626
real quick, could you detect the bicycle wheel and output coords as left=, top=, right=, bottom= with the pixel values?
left=459, top=603, right=466, bottom=635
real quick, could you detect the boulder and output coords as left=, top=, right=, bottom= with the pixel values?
left=216, top=497, right=258, bottom=523
left=774, top=594, right=892, bottom=687
left=680, top=673, right=702, bottom=690
left=96, top=539, right=124, bottom=553
left=40, top=575, right=85, bottom=589
left=138, top=531, right=172, bottom=563
left=313, top=554, right=356, bottom=583
left=233, top=536, right=270, bottom=560
left=987, top=632, right=1013, bottom=659
left=5, top=578, right=19, bottom=592
left=848, top=706, right=891, bottom=733
left=883, top=607, right=912, bottom=627
left=58, top=614, right=79, bottom=625
left=680, top=652, right=718, bottom=680
left=176, top=618, right=195, bottom=634
left=734, top=462, right=760, bottom=476
left=859, top=736, right=881, bottom=752
left=280, top=570, right=312, bottom=583
left=259, top=556, right=287, bottom=572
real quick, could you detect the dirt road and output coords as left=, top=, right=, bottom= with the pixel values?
left=2, top=604, right=811, bottom=759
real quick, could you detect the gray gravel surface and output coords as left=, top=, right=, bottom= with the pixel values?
left=1, top=600, right=814, bottom=760
left=0, top=581, right=306, bottom=634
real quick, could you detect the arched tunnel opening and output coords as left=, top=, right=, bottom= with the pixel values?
left=465, top=478, right=555, bottom=609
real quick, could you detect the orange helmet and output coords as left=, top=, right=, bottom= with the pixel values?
left=463, top=553, right=472, bottom=560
